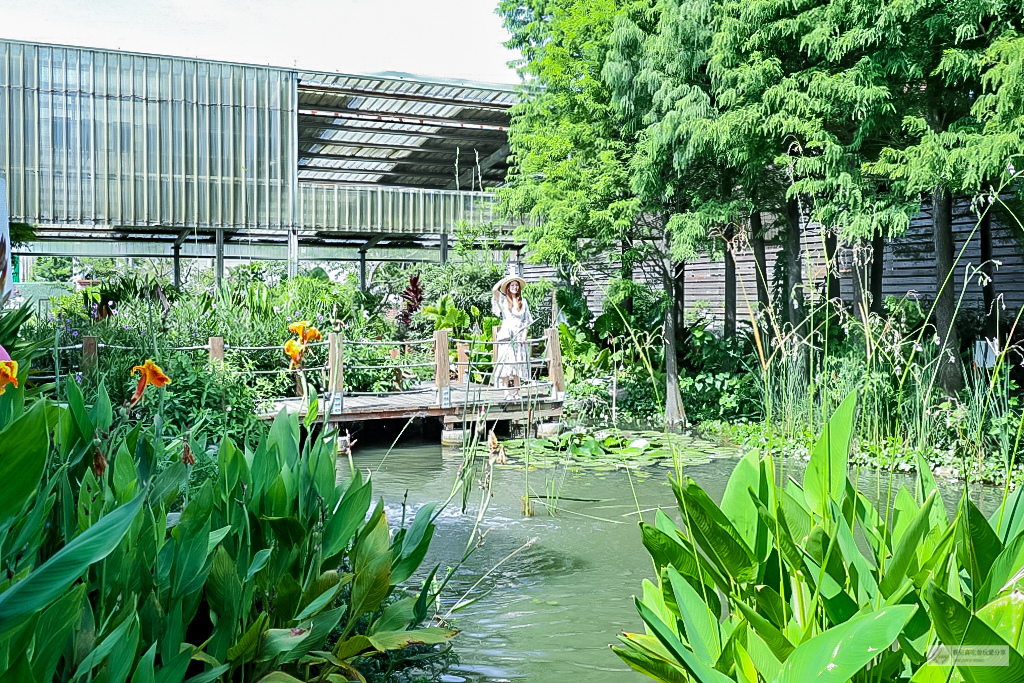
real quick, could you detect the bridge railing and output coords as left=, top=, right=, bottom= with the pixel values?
left=322, top=327, right=565, bottom=415
left=42, top=326, right=564, bottom=417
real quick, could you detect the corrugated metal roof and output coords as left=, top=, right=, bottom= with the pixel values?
left=297, top=70, right=513, bottom=189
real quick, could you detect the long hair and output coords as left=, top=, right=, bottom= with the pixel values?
left=505, top=283, right=523, bottom=311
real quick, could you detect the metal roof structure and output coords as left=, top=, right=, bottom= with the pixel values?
left=297, top=71, right=513, bottom=190
left=0, top=39, right=522, bottom=281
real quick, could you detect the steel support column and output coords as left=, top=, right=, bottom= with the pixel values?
left=287, top=227, right=299, bottom=278
left=173, top=243, right=181, bottom=288
left=440, top=231, right=449, bottom=264
left=357, top=235, right=385, bottom=292
left=215, top=229, right=225, bottom=288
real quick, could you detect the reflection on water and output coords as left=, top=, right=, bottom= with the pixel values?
left=347, top=441, right=740, bottom=683
left=347, top=440, right=1001, bottom=683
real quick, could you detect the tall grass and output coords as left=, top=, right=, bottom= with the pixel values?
left=738, top=186, right=1024, bottom=483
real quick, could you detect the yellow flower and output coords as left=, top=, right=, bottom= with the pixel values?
left=304, top=326, right=322, bottom=343
left=0, top=360, right=18, bottom=395
left=284, top=338, right=306, bottom=367
left=130, top=360, right=170, bottom=408
left=288, top=320, right=311, bottom=338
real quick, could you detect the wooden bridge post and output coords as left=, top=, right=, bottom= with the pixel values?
left=328, top=332, right=344, bottom=415
left=546, top=327, right=565, bottom=399
left=82, top=336, right=98, bottom=372
left=209, top=336, right=224, bottom=363
left=456, top=342, right=469, bottom=383
left=434, top=329, right=451, bottom=408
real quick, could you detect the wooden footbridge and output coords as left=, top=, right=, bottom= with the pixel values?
left=269, top=328, right=566, bottom=431
left=50, top=328, right=566, bottom=433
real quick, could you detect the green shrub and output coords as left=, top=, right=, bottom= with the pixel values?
left=0, top=372, right=455, bottom=682
left=616, top=391, right=1024, bottom=682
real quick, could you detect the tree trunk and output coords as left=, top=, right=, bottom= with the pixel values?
left=980, top=200, right=996, bottom=339
left=870, top=229, right=885, bottom=315
left=620, top=239, right=634, bottom=319
left=824, top=229, right=840, bottom=304
left=750, top=211, right=770, bottom=315
left=785, top=197, right=804, bottom=330
left=724, top=224, right=736, bottom=338
left=662, top=235, right=687, bottom=430
left=933, top=186, right=963, bottom=394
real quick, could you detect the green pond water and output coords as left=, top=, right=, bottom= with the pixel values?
left=350, top=439, right=1004, bottom=683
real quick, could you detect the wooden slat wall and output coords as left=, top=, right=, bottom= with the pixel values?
left=520, top=198, right=1022, bottom=326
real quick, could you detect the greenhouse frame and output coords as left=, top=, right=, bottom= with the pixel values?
left=0, top=38, right=518, bottom=285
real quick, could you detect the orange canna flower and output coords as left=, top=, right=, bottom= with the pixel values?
left=130, top=359, right=170, bottom=408
left=0, top=360, right=18, bottom=395
left=304, top=326, right=322, bottom=343
left=284, top=338, right=306, bottom=367
left=288, top=320, right=311, bottom=338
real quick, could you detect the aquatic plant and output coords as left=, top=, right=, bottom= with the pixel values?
left=0, top=373, right=454, bottom=681
left=616, top=390, right=1024, bottom=681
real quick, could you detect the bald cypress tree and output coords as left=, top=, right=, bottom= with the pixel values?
left=498, top=0, right=689, bottom=428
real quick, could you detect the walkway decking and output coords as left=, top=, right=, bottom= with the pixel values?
left=272, top=381, right=563, bottom=426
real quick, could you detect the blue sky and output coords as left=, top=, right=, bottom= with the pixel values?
left=0, top=0, right=520, bottom=84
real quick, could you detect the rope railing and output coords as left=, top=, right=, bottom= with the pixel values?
left=225, top=341, right=328, bottom=351
left=344, top=361, right=436, bottom=370
left=345, top=338, right=433, bottom=346
left=243, top=365, right=328, bottom=376
left=344, top=387, right=435, bottom=396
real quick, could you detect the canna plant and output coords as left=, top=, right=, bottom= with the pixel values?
left=0, top=363, right=454, bottom=681
left=616, top=390, right=1024, bottom=682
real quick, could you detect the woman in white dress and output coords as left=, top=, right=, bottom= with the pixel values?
left=492, top=275, right=534, bottom=392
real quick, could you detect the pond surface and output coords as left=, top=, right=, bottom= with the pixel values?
left=351, top=440, right=741, bottom=683
left=350, top=439, right=1006, bottom=683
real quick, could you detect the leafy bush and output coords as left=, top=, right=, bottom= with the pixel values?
left=616, top=391, right=1024, bottom=682
left=0, top=373, right=455, bottom=682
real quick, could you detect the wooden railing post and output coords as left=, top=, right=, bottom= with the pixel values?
left=434, top=329, right=450, bottom=408
left=82, top=336, right=98, bottom=372
left=209, top=336, right=224, bottom=363
left=456, top=342, right=469, bottom=383
left=327, top=332, right=344, bottom=415
left=546, top=327, right=565, bottom=399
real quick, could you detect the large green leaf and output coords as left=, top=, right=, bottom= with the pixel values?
left=924, top=581, right=1024, bottom=683
left=0, top=494, right=143, bottom=621
left=392, top=502, right=436, bottom=584
left=367, top=627, right=459, bottom=652
left=957, top=493, right=1003, bottom=599
left=879, top=492, right=936, bottom=597
left=613, top=635, right=691, bottom=683
left=674, top=476, right=755, bottom=583
left=322, top=471, right=373, bottom=559
left=977, top=591, right=1024, bottom=651
left=0, top=400, right=49, bottom=529
left=772, top=605, right=916, bottom=683
left=803, top=391, right=857, bottom=517
left=720, top=450, right=763, bottom=553
left=635, top=597, right=734, bottom=683
left=666, top=567, right=721, bottom=666
left=975, top=530, right=1024, bottom=606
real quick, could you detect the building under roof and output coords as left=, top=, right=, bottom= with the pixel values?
left=0, top=38, right=520, bottom=286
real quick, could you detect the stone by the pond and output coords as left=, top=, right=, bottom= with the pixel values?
left=536, top=421, right=560, bottom=438
left=441, top=429, right=468, bottom=447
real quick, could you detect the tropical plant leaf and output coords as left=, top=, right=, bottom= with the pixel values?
left=673, top=476, right=755, bottom=583
left=0, top=400, right=49, bottom=530
left=803, top=390, right=857, bottom=518
left=771, top=605, right=916, bottom=683
left=0, top=494, right=143, bottom=621
left=924, top=580, right=1024, bottom=682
